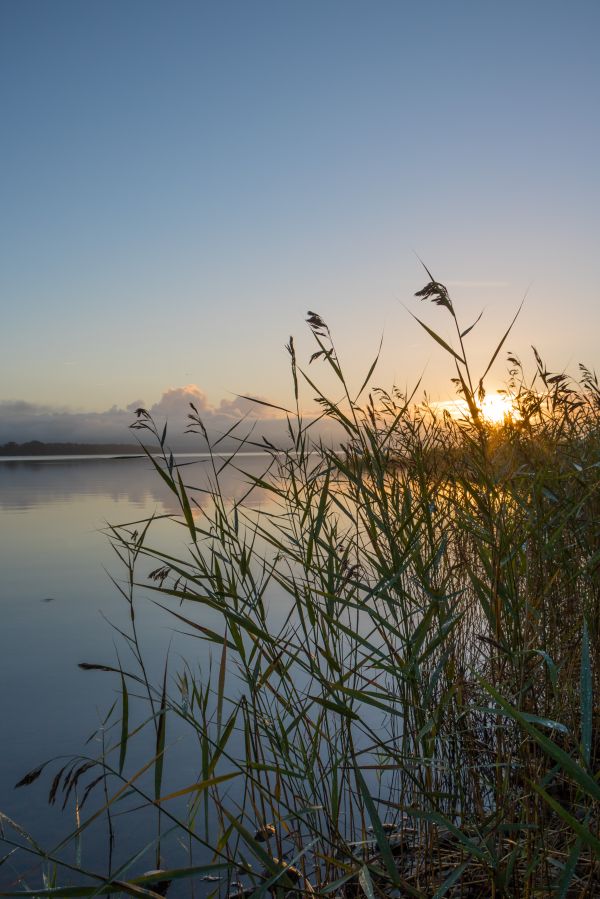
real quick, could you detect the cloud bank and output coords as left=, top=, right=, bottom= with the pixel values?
left=0, top=385, right=336, bottom=449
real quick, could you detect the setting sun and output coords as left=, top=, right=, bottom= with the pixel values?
left=432, top=393, right=518, bottom=424
left=479, top=392, right=517, bottom=425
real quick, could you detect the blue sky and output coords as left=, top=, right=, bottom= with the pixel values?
left=1, top=1, right=599, bottom=440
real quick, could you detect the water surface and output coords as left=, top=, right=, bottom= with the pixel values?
left=0, top=454, right=275, bottom=888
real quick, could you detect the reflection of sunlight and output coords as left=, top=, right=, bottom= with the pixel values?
left=479, top=392, right=517, bottom=425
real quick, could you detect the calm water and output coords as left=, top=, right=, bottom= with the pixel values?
left=0, top=454, right=276, bottom=889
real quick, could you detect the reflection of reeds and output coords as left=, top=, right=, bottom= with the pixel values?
left=10, top=274, right=600, bottom=896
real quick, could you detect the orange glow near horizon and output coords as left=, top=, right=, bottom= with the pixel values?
left=431, top=392, right=519, bottom=425
left=479, top=392, right=517, bottom=425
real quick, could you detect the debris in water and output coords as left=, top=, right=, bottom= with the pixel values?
left=254, top=823, right=276, bottom=842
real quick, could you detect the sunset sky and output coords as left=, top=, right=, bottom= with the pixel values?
left=1, top=1, right=599, bottom=443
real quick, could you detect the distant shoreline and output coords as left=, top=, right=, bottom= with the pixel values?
left=0, top=440, right=292, bottom=460
left=0, top=441, right=143, bottom=457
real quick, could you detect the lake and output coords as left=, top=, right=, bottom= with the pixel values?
left=0, top=454, right=278, bottom=890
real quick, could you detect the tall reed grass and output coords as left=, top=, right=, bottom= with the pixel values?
left=5, top=273, right=599, bottom=897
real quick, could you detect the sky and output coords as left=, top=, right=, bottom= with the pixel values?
left=1, top=0, right=599, bottom=444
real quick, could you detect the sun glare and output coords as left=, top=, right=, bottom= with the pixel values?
left=479, top=392, right=516, bottom=425
left=432, top=393, right=518, bottom=424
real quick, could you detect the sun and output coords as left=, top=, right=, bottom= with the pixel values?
left=479, top=392, right=516, bottom=425
left=430, top=392, right=519, bottom=424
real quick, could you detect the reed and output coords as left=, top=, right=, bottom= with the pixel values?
left=7, top=272, right=600, bottom=897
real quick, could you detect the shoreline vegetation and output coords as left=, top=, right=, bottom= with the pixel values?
left=5, top=274, right=599, bottom=897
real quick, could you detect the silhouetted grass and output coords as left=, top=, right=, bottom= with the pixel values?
left=5, top=273, right=599, bottom=897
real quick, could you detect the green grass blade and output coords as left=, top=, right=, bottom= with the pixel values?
left=154, top=662, right=168, bottom=803
left=432, top=859, right=470, bottom=899
left=531, top=782, right=600, bottom=855
left=118, top=669, right=129, bottom=777
left=353, top=767, right=401, bottom=888
left=580, top=618, right=592, bottom=767
left=555, top=837, right=582, bottom=899
left=481, top=680, right=600, bottom=802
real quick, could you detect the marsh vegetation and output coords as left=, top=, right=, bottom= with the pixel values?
left=5, top=275, right=600, bottom=897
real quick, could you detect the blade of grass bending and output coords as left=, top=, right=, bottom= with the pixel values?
left=212, top=414, right=251, bottom=449
left=145, top=585, right=275, bottom=644
left=177, top=470, right=196, bottom=539
left=77, top=663, right=145, bottom=687
left=86, top=823, right=180, bottom=899
left=307, top=693, right=360, bottom=720
left=329, top=683, right=404, bottom=718
left=154, top=661, right=168, bottom=802
left=246, top=761, right=299, bottom=779
left=237, top=395, right=293, bottom=415
left=431, top=859, right=471, bottom=899
left=480, top=680, right=600, bottom=802
left=0, top=812, right=46, bottom=856
left=406, top=310, right=465, bottom=364
left=529, top=649, right=559, bottom=691
left=580, top=618, right=592, bottom=767
left=478, top=297, right=524, bottom=388
left=217, top=631, right=227, bottom=739
left=298, top=369, right=357, bottom=433
left=353, top=766, right=402, bottom=889
left=0, top=827, right=177, bottom=899
left=555, top=837, right=582, bottom=899
left=0, top=861, right=232, bottom=898
left=0, top=836, right=154, bottom=899
left=156, top=771, right=239, bottom=803
left=321, top=869, right=364, bottom=895
left=474, top=706, right=569, bottom=734
left=354, top=334, right=384, bottom=401
left=153, top=603, right=236, bottom=649
left=460, top=310, right=484, bottom=339
left=119, top=669, right=129, bottom=776
left=138, top=445, right=177, bottom=494
left=206, top=708, right=238, bottom=779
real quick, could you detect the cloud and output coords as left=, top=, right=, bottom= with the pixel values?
left=0, top=399, right=133, bottom=444
left=149, top=384, right=212, bottom=418
left=0, top=385, right=323, bottom=450
left=1, top=400, right=64, bottom=416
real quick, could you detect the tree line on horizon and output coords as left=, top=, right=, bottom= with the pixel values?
left=0, top=440, right=142, bottom=456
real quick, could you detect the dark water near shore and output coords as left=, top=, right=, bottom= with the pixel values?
left=0, top=454, right=276, bottom=889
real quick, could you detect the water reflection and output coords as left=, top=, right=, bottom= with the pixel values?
left=0, top=453, right=278, bottom=886
left=0, top=454, right=277, bottom=512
